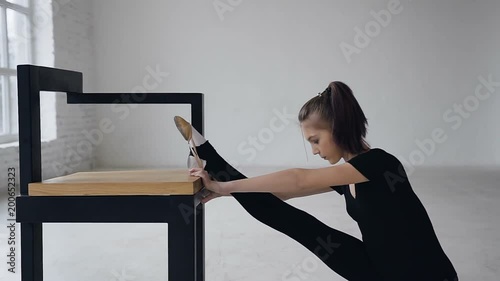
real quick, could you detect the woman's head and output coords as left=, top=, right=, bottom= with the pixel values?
left=298, top=81, right=370, bottom=164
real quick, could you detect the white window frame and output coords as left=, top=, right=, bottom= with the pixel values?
left=0, top=0, right=32, bottom=144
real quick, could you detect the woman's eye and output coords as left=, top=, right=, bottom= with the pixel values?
left=313, top=140, right=319, bottom=144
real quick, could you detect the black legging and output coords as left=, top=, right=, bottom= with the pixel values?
left=195, top=141, right=383, bottom=281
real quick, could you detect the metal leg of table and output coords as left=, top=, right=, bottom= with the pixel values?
left=196, top=199, right=205, bottom=281
left=20, top=223, right=43, bottom=281
left=168, top=196, right=204, bottom=281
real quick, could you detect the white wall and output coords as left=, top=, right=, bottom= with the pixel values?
left=49, top=0, right=98, bottom=177
left=92, top=0, right=500, bottom=170
left=0, top=0, right=97, bottom=191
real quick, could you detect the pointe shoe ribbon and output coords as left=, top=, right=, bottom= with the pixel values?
left=174, top=116, right=204, bottom=168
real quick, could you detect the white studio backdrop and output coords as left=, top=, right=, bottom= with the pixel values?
left=91, top=0, right=500, bottom=170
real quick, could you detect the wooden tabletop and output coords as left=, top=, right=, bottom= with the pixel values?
left=28, top=169, right=203, bottom=196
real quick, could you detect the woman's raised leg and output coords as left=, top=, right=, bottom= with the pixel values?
left=194, top=141, right=383, bottom=280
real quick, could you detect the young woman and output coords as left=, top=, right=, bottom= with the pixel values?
left=180, top=81, right=459, bottom=281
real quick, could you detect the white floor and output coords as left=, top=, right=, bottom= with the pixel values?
left=0, top=166, right=499, bottom=281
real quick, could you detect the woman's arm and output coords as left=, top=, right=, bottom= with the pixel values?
left=190, top=163, right=368, bottom=196
left=274, top=186, right=334, bottom=201
left=222, top=168, right=302, bottom=194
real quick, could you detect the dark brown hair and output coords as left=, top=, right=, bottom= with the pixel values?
left=298, top=81, right=370, bottom=155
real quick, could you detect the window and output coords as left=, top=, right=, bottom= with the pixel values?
left=0, top=0, right=31, bottom=144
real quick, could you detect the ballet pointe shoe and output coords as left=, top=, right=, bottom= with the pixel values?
left=173, top=116, right=204, bottom=168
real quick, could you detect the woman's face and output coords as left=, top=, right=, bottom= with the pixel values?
left=300, top=114, right=344, bottom=164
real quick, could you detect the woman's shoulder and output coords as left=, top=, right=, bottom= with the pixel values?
left=351, top=147, right=398, bottom=163
left=347, top=147, right=404, bottom=182
left=364, top=147, right=401, bottom=161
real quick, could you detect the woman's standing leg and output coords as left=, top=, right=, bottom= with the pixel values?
left=195, top=141, right=383, bottom=281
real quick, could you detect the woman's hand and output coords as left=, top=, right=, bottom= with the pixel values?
left=189, top=168, right=229, bottom=197
left=199, top=188, right=223, bottom=204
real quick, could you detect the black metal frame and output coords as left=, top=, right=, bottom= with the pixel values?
left=15, top=64, right=205, bottom=281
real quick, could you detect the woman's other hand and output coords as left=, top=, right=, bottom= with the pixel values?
left=189, top=168, right=227, bottom=195
left=199, top=188, right=223, bottom=204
